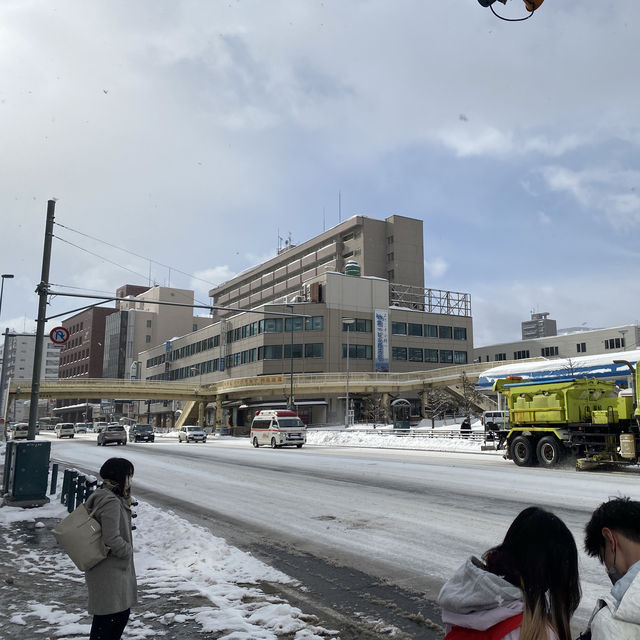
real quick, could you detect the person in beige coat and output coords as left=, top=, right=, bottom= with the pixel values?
left=84, top=457, right=137, bottom=640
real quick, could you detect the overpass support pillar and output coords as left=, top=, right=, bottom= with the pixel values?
left=198, top=401, right=205, bottom=428
left=215, top=396, right=223, bottom=432
left=382, top=392, right=390, bottom=425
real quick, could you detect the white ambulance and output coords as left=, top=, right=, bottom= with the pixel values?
left=250, top=410, right=307, bottom=449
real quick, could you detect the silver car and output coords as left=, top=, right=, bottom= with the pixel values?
left=97, top=425, right=127, bottom=446
left=178, top=425, right=207, bottom=443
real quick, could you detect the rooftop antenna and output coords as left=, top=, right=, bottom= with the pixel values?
left=338, top=190, right=341, bottom=223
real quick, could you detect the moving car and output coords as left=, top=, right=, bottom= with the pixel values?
left=93, top=422, right=108, bottom=433
left=55, top=423, right=76, bottom=439
left=177, top=425, right=207, bottom=443
left=9, top=423, right=29, bottom=440
left=131, top=424, right=155, bottom=443
left=74, top=422, right=88, bottom=433
left=97, top=424, right=127, bottom=446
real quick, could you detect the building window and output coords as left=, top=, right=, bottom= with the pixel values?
left=145, top=335, right=151, bottom=343
left=305, top=316, right=324, bottom=331
left=285, top=317, right=304, bottom=332
left=514, top=350, right=530, bottom=360
left=387, top=270, right=395, bottom=281
left=259, top=318, right=283, bottom=333
left=454, top=327, right=467, bottom=340
left=258, top=345, right=282, bottom=360
left=577, top=342, right=586, bottom=353
left=454, top=351, right=468, bottom=364
left=440, top=350, right=453, bottom=363
left=343, top=251, right=354, bottom=259
left=392, top=322, right=407, bottom=335
left=424, top=324, right=438, bottom=338
left=387, top=235, right=394, bottom=245
left=541, top=346, right=559, bottom=357
left=214, top=335, right=220, bottom=347
left=387, top=252, right=394, bottom=262
left=342, top=232, right=354, bottom=242
left=146, top=320, right=152, bottom=328
left=343, top=318, right=372, bottom=333
left=342, top=344, right=373, bottom=359
left=304, top=343, right=324, bottom=358
left=408, top=323, right=422, bottom=337
left=284, top=343, right=303, bottom=359
left=495, top=353, right=507, bottom=361
left=392, top=347, right=407, bottom=361
left=439, top=326, right=453, bottom=339
left=409, top=348, right=423, bottom=362
left=193, top=324, right=198, bottom=331
left=604, top=337, right=624, bottom=349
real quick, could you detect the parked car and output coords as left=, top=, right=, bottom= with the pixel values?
left=97, top=425, right=127, bottom=446
left=131, top=424, right=155, bottom=443
left=55, top=423, right=75, bottom=439
left=178, top=425, right=207, bottom=443
left=9, top=423, right=29, bottom=440
left=74, top=422, right=88, bottom=433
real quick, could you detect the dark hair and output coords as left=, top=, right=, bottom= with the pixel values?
left=585, top=497, right=640, bottom=558
left=483, top=506, right=580, bottom=640
left=99, top=457, right=134, bottom=496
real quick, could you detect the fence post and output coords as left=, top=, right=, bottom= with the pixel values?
left=50, top=462, right=58, bottom=495
left=75, top=474, right=85, bottom=510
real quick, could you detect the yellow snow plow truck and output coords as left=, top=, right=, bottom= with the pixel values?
left=493, top=361, right=640, bottom=470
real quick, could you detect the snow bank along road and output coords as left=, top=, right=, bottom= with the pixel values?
left=49, top=436, right=640, bottom=636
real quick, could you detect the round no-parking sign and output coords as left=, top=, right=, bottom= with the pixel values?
left=49, top=326, right=70, bottom=345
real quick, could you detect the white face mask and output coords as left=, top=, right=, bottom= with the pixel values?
left=125, top=476, right=132, bottom=490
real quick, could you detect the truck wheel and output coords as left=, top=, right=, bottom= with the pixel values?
left=252, top=437, right=259, bottom=448
left=271, top=437, right=278, bottom=449
left=510, top=436, right=534, bottom=466
left=536, top=436, right=562, bottom=467
left=296, top=444, right=303, bottom=448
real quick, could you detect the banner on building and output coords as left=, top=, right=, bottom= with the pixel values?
left=374, top=309, right=389, bottom=372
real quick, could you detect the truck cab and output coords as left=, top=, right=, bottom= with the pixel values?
left=250, top=410, right=306, bottom=449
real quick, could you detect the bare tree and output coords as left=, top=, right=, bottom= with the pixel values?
left=457, top=371, right=486, bottom=419
left=362, top=393, right=386, bottom=426
left=422, top=387, right=456, bottom=428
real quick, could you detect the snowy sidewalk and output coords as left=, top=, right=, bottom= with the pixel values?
left=0, top=491, right=339, bottom=640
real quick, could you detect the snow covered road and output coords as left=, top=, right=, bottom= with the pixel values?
left=48, top=434, right=640, bottom=633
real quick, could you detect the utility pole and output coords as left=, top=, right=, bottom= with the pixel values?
left=28, top=200, right=55, bottom=440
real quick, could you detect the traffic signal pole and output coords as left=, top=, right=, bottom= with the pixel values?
left=27, top=200, right=56, bottom=440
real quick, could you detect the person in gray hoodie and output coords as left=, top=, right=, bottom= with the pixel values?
left=438, top=506, right=580, bottom=640
left=84, top=457, right=137, bottom=640
left=582, top=497, right=640, bottom=640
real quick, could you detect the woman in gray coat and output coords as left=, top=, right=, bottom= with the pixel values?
left=84, top=457, right=137, bottom=640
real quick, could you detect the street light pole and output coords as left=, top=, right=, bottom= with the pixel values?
left=0, top=274, right=14, bottom=322
left=343, top=317, right=355, bottom=427
left=286, top=304, right=294, bottom=410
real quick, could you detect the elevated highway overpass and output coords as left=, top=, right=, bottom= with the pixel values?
left=7, top=360, right=518, bottom=428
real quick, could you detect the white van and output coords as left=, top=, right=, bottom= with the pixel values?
left=481, top=410, right=509, bottom=431
left=250, top=410, right=306, bottom=449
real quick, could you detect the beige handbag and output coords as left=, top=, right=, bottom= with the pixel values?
left=52, top=503, right=109, bottom=571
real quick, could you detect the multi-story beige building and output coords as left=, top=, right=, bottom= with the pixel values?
left=141, top=215, right=473, bottom=427
left=209, top=214, right=425, bottom=318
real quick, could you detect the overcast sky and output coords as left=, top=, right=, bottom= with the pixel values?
left=1, top=0, right=639, bottom=348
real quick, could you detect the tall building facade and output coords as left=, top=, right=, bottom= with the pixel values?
left=209, top=215, right=424, bottom=319
left=103, top=286, right=213, bottom=379
left=141, top=215, right=472, bottom=427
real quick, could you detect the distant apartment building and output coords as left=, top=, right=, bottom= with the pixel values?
left=59, top=307, right=116, bottom=379
left=103, top=286, right=213, bottom=379
left=521, top=312, right=557, bottom=340
left=0, top=333, right=61, bottom=421
left=474, top=323, right=639, bottom=364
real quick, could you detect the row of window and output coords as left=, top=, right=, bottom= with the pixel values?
left=60, top=363, right=89, bottom=377
left=391, top=322, right=467, bottom=340
left=391, top=347, right=468, bottom=364
left=61, top=349, right=89, bottom=365
left=604, top=337, right=625, bottom=350
left=67, top=321, right=84, bottom=334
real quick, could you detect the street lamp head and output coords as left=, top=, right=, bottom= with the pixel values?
left=1, top=274, right=14, bottom=279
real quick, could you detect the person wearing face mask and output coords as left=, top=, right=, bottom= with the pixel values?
left=83, top=457, right=137, bottom=640
left=582, top=497, right=640, bottom=640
